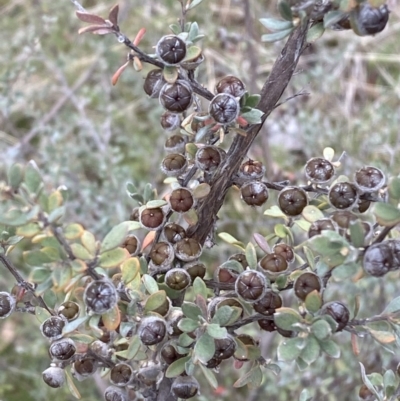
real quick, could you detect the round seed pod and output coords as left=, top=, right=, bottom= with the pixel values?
left=328, top=182, right=359, bottom=210
left=209, top=93, right=240, bottom=124
left=110, top=363, right=134, bottom=387
left=104, top=386, right=128, bottom=401
left=163, top=223, right=187, bottom=244
left=172, top=375, right=200, bottom=399
left=304, top=157, right=335, bottom=184
left=358, top=384, right=374, bottom=400
left=139, top=316, right=167, bottom=346
left=241, top=181, right=269, bottom=207
left=174, top=238, right=202, bottom=262
left=272, top=243, right=295, bottom=264
left=195, top=145, right=224, bottom=173
left=321, top=301, right=350, bottom=332
left=238, top=160, right=265, bottom=182
left=181, top=52, right=205, bottom=71
left=350, top=3, right=389, bottom=36
left=253, top=290, right=283, bottom=316
left=357, top=199, right=371, bottom=213
left=58, top=301, right=80, bottom=321
left=90, top=340, right=110, bottom=357
left=169, top=188, right=195, bottom=213
left=150, top=241, right=174, bottom=267
left=140, top=207, right=166, bottom=230
left=167, top=308, right=184, bottom=336
left=229, top=253, right=248, bottom=269
left=235, top=334, right=259, bottom=361
left=143, top=69, right=165, bottom=98
left=73, top=356, right=98, bottom=380
left=363, top=243, right=394, bottom=277
left=161, top=342, right=185, bottom=365
left=308, top=218, right=338, bottom=238
left=0, top=291, right=15, bottom=319
left=294, top=272, right=321, bottom=301
left=205, top=357, right=222, bottom=369
left=160, top=111, right=181, bottom=132
left=354, top=166, right=385, bottom=192
left=152, top=296, right=171, bottom=317
left=84, top=280, right=118, bottom=314
left=278, top=187, right=308, bottom=216
left=161, top=153, right=187, bottom=177
left=137, top=361, right=163, bottom=386
left=214, top=266, right=239, bottom=284
left=42, top=366, right=65, bottom=388
left=40, top=315, right=67, bottom=340
left=215, top=76, right=246, bottom=98
left=259, top=253, right=288, bottom=273
left=122, top=234, right=140, bottom=255
left=156, top=35, right=187, bottom=65
left=213, top=336, right=236, bottom=360
left=183, top=261, right=206, bottom=280
left=165, top=134, right=186, bottom=154
left=235, top=270, right=267, bottom=303
left=258, top=318, right=277, bottom=332
left=159, top=80, right=193, bottom=113
left=49, top=338, right=76, bottom=361
left=165, top=268, right=191, bottom=291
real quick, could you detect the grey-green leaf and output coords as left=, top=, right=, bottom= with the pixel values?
left=260, top=18, right=294, bottom=31
left=194, top=332, right=215, bottom=364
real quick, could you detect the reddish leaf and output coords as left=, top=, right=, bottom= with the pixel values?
left=112, top=61, right=130, bottom=86
left=237, top=115, right=249, bottom=127
left=78, top=25, right=113, bottom=35
left=76, top=11, right=106, bottom=24
left=133, top=28, right=147, bottom=46
left=108, top=4, right=119, bottom=26
left=133, top=57, right=143, bottom=72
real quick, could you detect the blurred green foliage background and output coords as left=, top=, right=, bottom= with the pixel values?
left=0, top=0, right=400, bottom=400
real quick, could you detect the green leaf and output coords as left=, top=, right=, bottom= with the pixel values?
left=373, top=202, right=400, bottom=226
left=192, top=277, right=208, bottom=300
left=70, top=243, right=94, bottom=260
left=259, top=18, right=293, bottom=31
left=142, top=274, right=159, bottom=294
left=332, top=262, right=359, bottom=281
left=35, top=306, right=52, bottom=324
left=81, top=230, right=96, bottom=255
left=23, top=250, right=52, bottom=266
left=64, top=223, right=84, bottom=240
left=245, top=242, right=258, bottom=269
left=384, top=296, right=400, bottom=314
left=206, top=324, right=227, bottom=339
left=368, top=329, right=396, bottom=345
left=360, top=362, right=384, bottom=401
left=182, top=302, right=203, bottom=320
left=62, top=316, right=89, bottom=335
left=300, top=336, right=320, bottom=365
left=178, top=318, right=200, bottom=333
left=101, top=221, right=131, bottom=253
left=178, top=333, right=195, bottom=347
left=305, top=290, right=323, bottom=313
left=8, top=163, right=23, bottom=189
left=166, top=355, right=191, bottom=378
left=311, top=319, right=332, bottom=341
left=233, top=365, right=263, bottom=388
left=48, top=206, right=66, bottom=223
left=199, top=363, right=218, bottom=389
left=145, top=290, right=167, bottom=312
left=319, top=339, right=340, bottom=358
left=274, top=307, right=302, bottom=331
left=99, top=247, right=129, bottom=268
left=24, top=160, right=43, bottom=194
left=277, top=337, right=305, bottom=361
left=388, top=177, right=400, bottom=202
left=261, top=28, right=294, bottom=42
left=240, top=108, right=264, bottom=124
left=194, top=332, right=215, bottom=364
left=278, top=0, right=293, bottom=21
left=211, top=305, right=234, bottom=326
left=65, top=370, right=81, bottom=399
left=30, top=267, right=51, bottom=283
left=126, top=335, right=141, bottom=360
left=299, top=388, right=313, bottom=401
left=245, top=94, right=261, bottom=108
left=349, top=220, right=365, bottom=248
left=169, top=23, right=181, bottom=35
left=383, top=369, right=397, bottom=398
left=302, top=205, right=324, bottom=223
left=323, top=10, right=346, bottom=28
left=121, top=257, right=140, bottom=284
left=218, top=232, right=242, bottom=246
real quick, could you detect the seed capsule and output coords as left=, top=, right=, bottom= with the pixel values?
left=195, top=145, right=224, bottom=172
left=253, top=290, right=283, bottom=316
left=42, top=366, right=65, bottom=388
left=363, top=242, right=394, bottom=277
left=160, top=111, right=181, bottom=132
left=156, top=35, right=187, bottom=65
left=40, top=315, right=67, bottom=340
left=165, top=134, right=186, bottom=154
left=104, top=386, right=128, bottom=401
left=278, top=187, right=308, bottom=216
left=259, top=253, right=288, bottom=273
left=161, top=153, right=188, bottom=177
left=321, top=301, right=350, bottom=332
left=58, top=301, right=80, bottom=321
left=159, top=80, right=193, bottom=113
left=241, top=181, right=269, bottom=207
left=235, top=270, right=267, bottom=303
left=174, top=238, right=202, bottom=262
left=272, top=243, right=295, bottom=263
left=139, top=316, right=167, bottom=346
left=165, top=268, right=191, bottom=291
left=328, top=182, right=359, bottom=210
left=169, top=188, right=195, bottom=213
left=0, top=291, right=15, bottom=319
left=49, top=338, right=76, bottom=361
left=183, top=261, right=206, bottom=280
left=143, top=69, right=165, bottom=98
left=238, top=160, right=265, bottom=181
left=215, top=76, right=246, bottom=98
left=140, top=207, right=166, bottom=230
left=172, top=375, right=200, bottom=399
left=350, top=3, right=389, bottom=36
left=110, top=363, right=134, bottom=387
left=354, top=166, right=385, bottom=192
left=149, top=241, right=174, bottom=267
left=163, top=223, right=187, bottom=244
left=213, top=336, right=236, bottom=360
left=84, top=280, right=118, bottom=314
left=294, top=272, right=321, bottom=301
left=308, top=218, right=337, bottom=238
left=209, top=93, right=239, bottom=124
left=122, top=234, right=140, bottom=255
left=304, top=157, right=335, bottom=184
